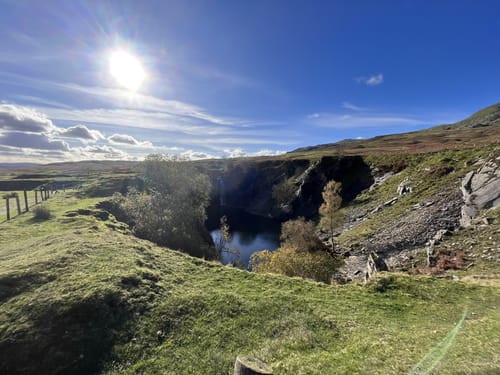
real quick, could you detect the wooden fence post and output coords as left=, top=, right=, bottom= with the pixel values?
left=4, top=196, right=10, bottom=221
left=15, top=193, right=21, bottom=216
left=35, top=190, right=38, bottom=204
left=24, top=190, right=29, bottom=212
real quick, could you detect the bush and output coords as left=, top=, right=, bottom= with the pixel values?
left=32, top=205, right=51, bottom=221
left=280, top=217, right=327, bottom=253
left=116, top=155, right=215, bottom=259
left=250, top=246, right=342, bottom=283
left=250, top=217, right=343, bottom=284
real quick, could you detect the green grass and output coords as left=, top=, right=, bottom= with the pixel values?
left=0, top=192, right=499, bottom=374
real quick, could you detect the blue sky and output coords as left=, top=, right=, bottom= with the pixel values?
left=0, top=0, right=499, bottom=162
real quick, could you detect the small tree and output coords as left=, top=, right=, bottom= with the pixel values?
left=250, top=217, right=343, bottom=283
left=214, top=215, right=231, bottom=259
left=319, top=181, right=343, bottom=253
left=280, top=217, right=327, bottom=253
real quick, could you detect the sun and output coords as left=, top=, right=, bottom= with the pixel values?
left=109, top=50, right=145, bottom=91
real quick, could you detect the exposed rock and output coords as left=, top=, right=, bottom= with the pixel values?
left=339, top=254, right=368, bottom=282
left=460, top=160, right=500, bottom=227
left=369, top=172, right=394, bottom=192
left=383, top=197, right=398, bottom=206
left=363, top=190, right=462, bottom=255
left=209, top=156, right=374, bottom=220
left=397, top=177, right=412, bottom=195
left=425, top=229, right=451, bottom=266
left=365, top=252, right=388, bottom=281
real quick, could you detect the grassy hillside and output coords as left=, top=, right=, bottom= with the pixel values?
left=1, top=192, right=499, bottom=374
left=286, top=103, right=500, bottom=159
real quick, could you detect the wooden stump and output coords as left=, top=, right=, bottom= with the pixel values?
left=234, top=356, right=273, bottom=375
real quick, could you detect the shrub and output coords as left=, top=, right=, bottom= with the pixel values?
left=250, top=246, right=342, bottom=283
left=250, top=217, right=343, bottom=284
left=32, top=205, right=51, bottom=221
left=280, top=217, right=327, bottom=253
left=116, top=155, right=215, bottom=259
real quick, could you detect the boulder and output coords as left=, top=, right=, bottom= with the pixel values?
left=365, top=252, right=388, bottom=281
left=460, top=160, right=500, bottom=227
left=397, top=177, right=412, bottom=195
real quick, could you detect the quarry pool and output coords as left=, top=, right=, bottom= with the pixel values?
left=207, top=207, right=281, bottom=267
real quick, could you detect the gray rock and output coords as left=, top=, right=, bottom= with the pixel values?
left=365, top=252, right=388, bottom=281
left=397, top=177, right=412, bottom=195
left=460, top=160, right=500, bottom=227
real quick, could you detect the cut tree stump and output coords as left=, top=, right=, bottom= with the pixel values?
left=234, top=356, right=273, bottom=375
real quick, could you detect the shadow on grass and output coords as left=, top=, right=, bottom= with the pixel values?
left=0, top=291, right=132, bottom=375
left=0, top=272, right=56, bottom=303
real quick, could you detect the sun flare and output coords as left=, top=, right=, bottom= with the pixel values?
left=109, top=50, right=145, bottom=91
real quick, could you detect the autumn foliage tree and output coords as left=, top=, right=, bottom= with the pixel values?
left=250, top=217, right=343, bottom=283
left=319, top=180, right=343, bottom=253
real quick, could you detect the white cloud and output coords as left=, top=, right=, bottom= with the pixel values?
left=342, top=102, right=366, bottom=111
left=356, top=74, right=384, bottom=86
left=77, top=145, right=135, bottom=160
left=0, top=103, right=56, bottom=133
left=180, top=150, right=218, bottom=160
left=58, top=124, right=104, bottom=141
left=0, top=131, right=69, bottom=151
left=307, top=112, right=427, bottom=129
left=108, top=133, right=153, bottom=148
left=224, top=148, right=247, bottom=158
left=253, top=149, right=286, bottom=156
left=222, top=148, right=286, bottom=158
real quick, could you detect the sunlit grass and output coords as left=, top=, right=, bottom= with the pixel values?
left=0, top=192, right=498, bottom=374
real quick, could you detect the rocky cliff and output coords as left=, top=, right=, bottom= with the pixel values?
left=207, top=156, right=374, bottom=220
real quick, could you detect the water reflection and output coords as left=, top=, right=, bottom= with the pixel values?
left=207, top=207, right=281, bottom=267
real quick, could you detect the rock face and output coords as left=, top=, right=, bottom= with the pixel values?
left=460, top=160, right=500, bottom=227
left=209, top=156, right=374, bottom=220
left=362, top=190, right=462, bottom=255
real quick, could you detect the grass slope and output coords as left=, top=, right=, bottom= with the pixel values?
left=0, top=193, right=499, bottom=374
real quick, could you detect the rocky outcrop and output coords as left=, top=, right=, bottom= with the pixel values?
left=425, top=229, right=451, bottom=267
left=365, top=252, right=389, bottom=281
left=396, top=177, right=412, bottom=195
left=209, top=156, right=374, bottom=220
left=355, top=190, right=463, bottom=256
left=460, top=160, right=500, bottom=227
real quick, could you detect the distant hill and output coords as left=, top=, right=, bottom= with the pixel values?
left=0, top=163, right=39, bottom=169
left=289, top=102, right=500, bottom=157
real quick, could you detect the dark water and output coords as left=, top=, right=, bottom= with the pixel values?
left=207, top=207, right=281, bottom=267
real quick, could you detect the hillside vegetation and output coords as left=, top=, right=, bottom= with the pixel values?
left=0, top=103, right=499, bottom=374
left=0, top=192, right=499, bottom=374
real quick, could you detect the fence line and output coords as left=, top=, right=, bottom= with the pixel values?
left=1, top=184, right=64, bottom=221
